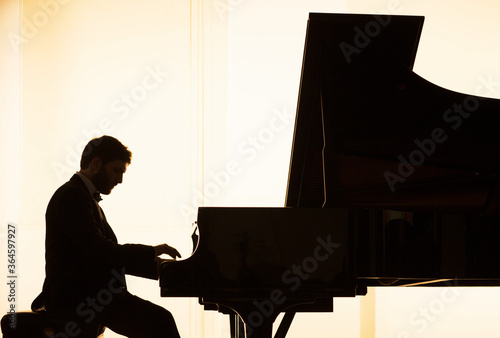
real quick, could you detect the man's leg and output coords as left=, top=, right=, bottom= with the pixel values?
left=101, top=290, right=180, bottom=338
left=45, top=308, right=104, bottom=338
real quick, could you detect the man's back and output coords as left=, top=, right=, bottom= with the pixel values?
left=44, top=175, right=123, bottom=313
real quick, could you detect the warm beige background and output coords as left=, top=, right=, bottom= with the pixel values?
left=1, top=0, right=500, bottom=337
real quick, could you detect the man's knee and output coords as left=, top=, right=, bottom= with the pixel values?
left=150, top=307, right=175, bottom=326
left=162, top=309, right=176, bottom=324
left=149, top=308, right=179, bottom=337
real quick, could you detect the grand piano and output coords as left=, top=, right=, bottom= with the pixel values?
left=160, top=13, right=500, bottom=337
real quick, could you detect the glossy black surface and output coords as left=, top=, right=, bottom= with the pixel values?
left=161, top=207, right=355, bottom=297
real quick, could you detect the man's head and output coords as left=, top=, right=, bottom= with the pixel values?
left=80, top=136, right=132, bottom=194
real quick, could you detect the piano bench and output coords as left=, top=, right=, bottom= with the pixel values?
left=1, top=311, right=67, bottom=338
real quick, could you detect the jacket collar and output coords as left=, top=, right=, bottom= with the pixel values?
left=75, top=172, right=99, bottom=197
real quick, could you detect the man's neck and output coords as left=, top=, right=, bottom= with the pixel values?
left=78, top=170, right=93, bottom=181
left=76, top=171, right=98, bottom=195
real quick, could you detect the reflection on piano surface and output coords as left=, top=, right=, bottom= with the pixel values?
left=160, top=13, right=500, bottom=338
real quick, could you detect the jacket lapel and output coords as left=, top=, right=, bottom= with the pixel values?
left=70, top=175, right=116, bottom=241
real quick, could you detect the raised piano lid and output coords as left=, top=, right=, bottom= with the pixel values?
left=286, top=13, right=500, bottom=213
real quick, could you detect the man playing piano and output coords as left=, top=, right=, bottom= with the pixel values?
left=32, top=135, right=181, bottom=337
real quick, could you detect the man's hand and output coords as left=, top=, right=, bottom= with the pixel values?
left=154, top=244, right=181, bottom=259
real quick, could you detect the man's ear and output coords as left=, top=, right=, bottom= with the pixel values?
left=90, top=157, right=103, bottom=173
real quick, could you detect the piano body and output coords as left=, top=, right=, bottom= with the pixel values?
left=160, top=13, right=500, bottom=337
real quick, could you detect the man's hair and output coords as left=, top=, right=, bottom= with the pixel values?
left=80, top=135, right=132, bottom=169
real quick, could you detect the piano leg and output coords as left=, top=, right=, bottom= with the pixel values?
left=247, top=321, right=273, bottom=338
left=230, top=313, right=245, bottom=338
left=201, top=297, right=316, bottom=338
left=202, top=297, right=279, bottom=338
left=274, top=312, right=296, bottom=338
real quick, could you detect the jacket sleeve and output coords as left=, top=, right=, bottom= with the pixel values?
left=54, top=186, right=158, bottom=280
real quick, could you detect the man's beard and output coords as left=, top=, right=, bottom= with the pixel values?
left=92, top=170, right=113, bottom=194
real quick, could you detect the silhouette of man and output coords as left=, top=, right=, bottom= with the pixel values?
left=32, top=135, right=181, bottom=337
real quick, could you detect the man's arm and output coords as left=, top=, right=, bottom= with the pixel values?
left=54, top=187, right=159, bottom=278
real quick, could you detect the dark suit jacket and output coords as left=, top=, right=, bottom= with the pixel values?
left=33, top=174, right=158, bottom=314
